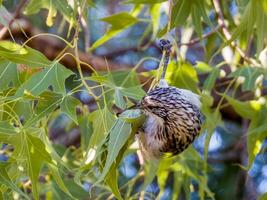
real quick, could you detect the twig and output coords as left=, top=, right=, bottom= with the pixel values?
left=78, top=4, right=91, bottom=51
left=212, top=0, right=260, bottom=66
left=0, top=0, right=28, bottom=39
left=179, top=25, right=222, bottom=46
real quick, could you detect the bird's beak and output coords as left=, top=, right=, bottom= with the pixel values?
left=115, top=103, right=141, bottom=117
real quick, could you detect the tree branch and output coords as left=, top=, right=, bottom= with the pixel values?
left=212, top=0, right=260, bottom=66
left=178, top=25, right=222, bottom=46
left=0, top=0, right=28, bottom=39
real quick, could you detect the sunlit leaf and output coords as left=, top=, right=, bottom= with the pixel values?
left=88, top=70, right=145, bottom=100
left=16, top=62, right=73, bottom=96
left=171, top=0, right=192, bottom=27
left=157, top=158, right=173, bottom=198
left=59, top=179, right=88, bottom=199
left=24, top=91, right=62, bottom=127
left=191, top=4, right=203, bottom=37
left=78, top=115, right=93, bottom=152
left=61, top=95, right=80, bottom=124
left=143, top=158, right=159, bottom=188
left=194, top=62, right=213, bottom=73
left=201, top=104, right=221, bottom=159
left=247, top=107, right=267, bottom=167
left=166, top=61, right=199, bottom=93
left=97, top=119, right=131, bottom=183
left=105, top=165, right=123, bottom=200
left=0, top=122, right=54, bottom=199
left=48, top=164, right=73, bottom=198
left=224, top=96, right=259, bottom=119
left=90, top=12, right=138, bottom=50
left=88, top=107, right=115, bottom=151
left=24, top=0, right=75, bottom=26
left=149, top=3, right=161, bottom=39
left=259, top=192, right=267, bottom=200
left=119, top=109, right=144, bottom=122
left=229, top=0, right=267, bottom=53
left=12, top=100, right=33, bottom=121
left=114, top=88, right=126, bottom=109
left=120, top=86, right=145, bottom=100
left=0, top=60, right=20, bottom=91
left=0, top=162, right=30, bottom=199
left=0, top=41, right=51, bottom=68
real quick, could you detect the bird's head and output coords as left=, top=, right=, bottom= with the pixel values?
left=137, top=93, right=169, bottom=119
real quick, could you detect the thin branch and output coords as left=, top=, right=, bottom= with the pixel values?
left=178, top=24, right=222, bottom=46
left=78, top=4, right=91, bottom=51
left=0, top=0, right=28, bottom=39
left=212, top=0, right=260, bottom=66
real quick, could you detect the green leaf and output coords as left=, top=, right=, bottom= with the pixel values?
left=23, top=133, right=53, bottom=199
left=143, top=159, right=159, bottom=189
left=191, top=4, right=203, bottom=38
left=166, top=62, right=199, bottom=93
left=0, top=41, right=51, bottom=68
left=149, top=4, right=161, bottom=39
left=230, top=67, right=263, bottom=91
left=12, top=100, right=33, bottom=121
left=24, top=91, right=62, bottom=127
left=97, top=119, right=131, bottom=183
left=24, top=0, right=74, bottom=26
left=90, top=12, right=138, bottom=50
left=259, top=192, right=267, bottom=200
left=88, top=71, right=145, bottom=100
left=0, top=60, right=20, bottom=91
left=16, top=62, right=73, bottom=96
left=101, top=12, right=138, bottom=28
left=58, top=179, right=88, bottom=199
left=0, top=121, right=17, bottom=139
left=256, top=0, right=267, bottom=53
left=171, top=0, right=192, bottom=27
left=0, top=163, right=30, bottom=200
left=247, top=107, right=267, bottom=167
left=105, top=165, right=123, bottom=200
left=224, top=96, right=260, bottom=119
left=0, top=124, right=54, bottom=199
left=172, top=172, right=184, bottom=200
left=194, top=62, right=213, bottom=73
left=88, top=107, right=116, bottom=151
left=120, top=86, right=145, bottom=100
left=228, top=0, right=267, bottom=53
left=78, top=115, right=92, bottom=152
left=157, top=158, right=173, bottom=198
left=203, top=68, right=220, bottom=91
left=114, top=88, right=126, bottom=109
left=119, top=109, right=145, bottom=123
left=48, top=164, right=73, bottom=198
left=201, top=102, right=222, bottom=159
left=61, top=95, right=80, bottom=124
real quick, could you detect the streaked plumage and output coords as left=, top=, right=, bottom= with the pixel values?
left=134, top=39, right=202, bottom=159
left=136, top=82, right=202, bottom=159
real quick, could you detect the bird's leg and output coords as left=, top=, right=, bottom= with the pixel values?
left=159, top=39, right=172, bottom=80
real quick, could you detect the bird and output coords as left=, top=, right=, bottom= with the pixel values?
left=134, top=39, right=202, bottom=159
